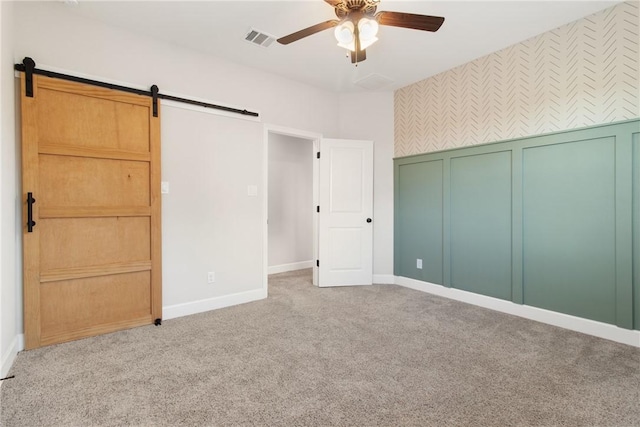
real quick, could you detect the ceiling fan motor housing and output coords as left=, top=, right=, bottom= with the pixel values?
left=335, top=0, right=379, bottom=18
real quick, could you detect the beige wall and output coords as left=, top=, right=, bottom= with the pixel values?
left=1, top=0, right=18, bottom=378
left=339, top=92, right=395, bottom=281
left=2, top=1, right=342, bottom=373
left=394, top=1, right=640, bottom=157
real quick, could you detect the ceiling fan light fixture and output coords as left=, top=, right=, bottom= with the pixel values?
left=334, top=20, right=355, bottom=50
left=335, top=17, right=379, bottom=52
left=278, top=0, right=446, bottom=64
left=358, top=17, right=379, bottom=40
left=357, top=17, right=379, bottom=49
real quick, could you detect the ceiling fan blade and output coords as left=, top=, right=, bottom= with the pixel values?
left=375, top=11, right=445, bottom=32
left=277, top=20, right=339, bottom=45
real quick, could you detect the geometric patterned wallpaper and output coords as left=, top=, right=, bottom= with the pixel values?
left=394, top=1, right=640, bottom=157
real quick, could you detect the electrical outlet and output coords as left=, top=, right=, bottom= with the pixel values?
left=207, top=272, right=215, bottom=284
left=416, top=259, right=423, bottom=269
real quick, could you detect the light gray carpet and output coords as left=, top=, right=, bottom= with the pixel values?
left=1, top=269, right=639, bottom=426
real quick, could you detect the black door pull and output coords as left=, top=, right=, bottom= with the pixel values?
left=366, top=218, right=372, bottom=223
left=27, top=192, right=36, bottom=232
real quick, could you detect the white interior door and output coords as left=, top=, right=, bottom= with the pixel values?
left=318, top=138, right=373, bottom=287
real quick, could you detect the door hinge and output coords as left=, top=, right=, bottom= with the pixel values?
left=316, top=206, right=320, bottom=213
left=316, top=260, right=319, bottom=267
left=316, top=152, right=320, bottom=159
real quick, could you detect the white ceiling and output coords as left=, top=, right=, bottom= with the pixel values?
left=66, top=0, right=622, bottom=93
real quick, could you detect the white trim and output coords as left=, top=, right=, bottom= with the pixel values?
left=394, top=276, right=640, bottom=348
left=163, top=288, right=267, bottom=321
left=268, top=260, right=313, bottom=275
left=262, top=127, right=269, bottom=296
left=312, top=138, right=320, bottom=288
left=324, top=282, right=371, bottom=287
left=264, top=125, right=324, bottom=141
left=373, top=274, right=395, bottom=284
left=0, top=334, right=23, bottom=378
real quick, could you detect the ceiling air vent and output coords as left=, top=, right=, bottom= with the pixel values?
left=244, top=28, right=276, bottom=48
left=354, top=73, right=395, bottom=91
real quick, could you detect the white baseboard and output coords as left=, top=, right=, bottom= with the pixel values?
left=268, top=260, right=313, bottom=275
left=163, top=288, right=267, bottom=321
left=1, top=334, right=23, bottom=378
left=394, top=276, right=640, bottom=348
left=373, top=274, right=395, bottom=284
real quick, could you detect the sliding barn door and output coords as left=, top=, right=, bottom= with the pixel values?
left=21, top=74, right=162, bottom=349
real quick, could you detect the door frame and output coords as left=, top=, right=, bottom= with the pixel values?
left=263, top=125, right=322, bottom=293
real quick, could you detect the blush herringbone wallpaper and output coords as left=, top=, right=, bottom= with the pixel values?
left=394, top=1, right=640, bottom=157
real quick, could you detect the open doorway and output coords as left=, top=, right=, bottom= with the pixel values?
left=263, top=127, right=374, bottom=292
left=264, top=126, right=321, bottom=292
left=268, top=134, right=313, bottom=272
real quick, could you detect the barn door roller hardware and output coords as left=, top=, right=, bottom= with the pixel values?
left=23, top=57, right=35, bottom=97
left=151, top=85, right=159, bottom=117
left=14, top=57, right=259, bottom=118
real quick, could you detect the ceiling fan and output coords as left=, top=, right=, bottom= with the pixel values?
left=277, top=0, right=445, bottom=64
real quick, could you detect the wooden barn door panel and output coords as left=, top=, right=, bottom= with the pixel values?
left=21, top=74, right=162, bottom=349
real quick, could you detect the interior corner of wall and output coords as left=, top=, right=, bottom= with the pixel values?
left=0, top=334, right=21, bottom=378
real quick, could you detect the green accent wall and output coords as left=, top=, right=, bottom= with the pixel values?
left=450, top=152, right=512, bottom=300
left=396, top=161, right=443, bottom=284
left=394, top=119, right=640, bottom=330
left=522, top=138, right=616, bottom=324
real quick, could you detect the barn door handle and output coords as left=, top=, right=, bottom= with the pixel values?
left=27, top=192, right=36, bottom=232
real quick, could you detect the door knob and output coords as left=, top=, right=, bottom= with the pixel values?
left=366, top=218, right=372, bottom=223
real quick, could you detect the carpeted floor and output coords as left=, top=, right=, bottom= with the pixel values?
left=1, top=269, right=639, bottom=426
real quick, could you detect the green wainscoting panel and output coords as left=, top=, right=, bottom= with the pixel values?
left=450, top=152, right=512, bottom=300
left=522, top=138, right=616, bottom=324
left=394, top=119, right=640, bottom=330
left=614, top=131, right=634, bottom=329
left=395, top=160, right=443, bottom=283
left=634, top=133, right=640, bottom=330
